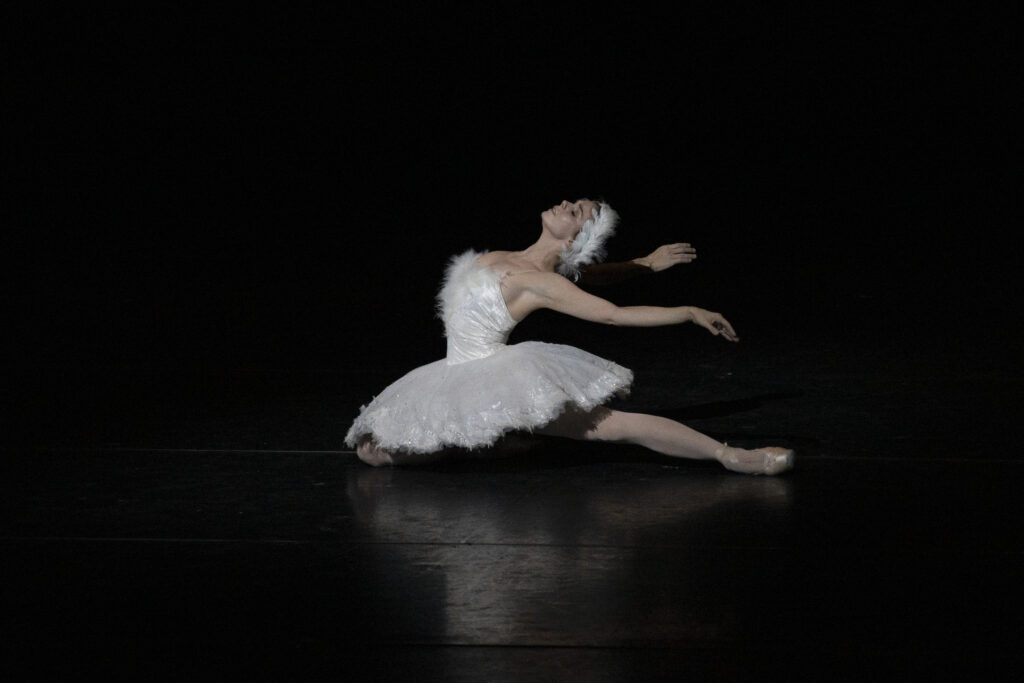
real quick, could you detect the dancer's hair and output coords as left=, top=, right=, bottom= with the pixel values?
left=557, top=201, right=620, bottom=280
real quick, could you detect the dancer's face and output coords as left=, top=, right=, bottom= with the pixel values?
left=541, top=199, right=599, bottom=241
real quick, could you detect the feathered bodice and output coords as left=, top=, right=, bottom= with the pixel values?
left=437, top=250, right=517, bottom=365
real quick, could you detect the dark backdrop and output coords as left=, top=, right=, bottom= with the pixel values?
left=5, top=5, right=1018, bottom=387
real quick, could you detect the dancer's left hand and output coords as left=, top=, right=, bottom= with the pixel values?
left=637, top=243, right=697, bottom=272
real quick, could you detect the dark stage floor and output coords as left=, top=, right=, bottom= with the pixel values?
left=3, top=309, right=1022, bottom=680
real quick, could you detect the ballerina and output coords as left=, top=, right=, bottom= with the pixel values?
left=346, top=199, right=793, bottom=475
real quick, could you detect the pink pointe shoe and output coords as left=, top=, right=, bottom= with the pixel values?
left=715, top=445, right=794, bottom=476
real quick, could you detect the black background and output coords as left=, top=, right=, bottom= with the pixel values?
left=5, top=4, right=1019, bottom=385
left=4, top=9, right=1022, bottom=674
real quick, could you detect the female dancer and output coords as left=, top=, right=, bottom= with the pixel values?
left=346, top=199, right=793, bottom=475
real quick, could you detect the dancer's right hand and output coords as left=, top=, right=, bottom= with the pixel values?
left=691, top=308, right=738, bottom=342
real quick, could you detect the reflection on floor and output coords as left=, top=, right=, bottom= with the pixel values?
left=3, top=444, right=1022, bottom=678
left=3, top=321, right=1022, bottom=677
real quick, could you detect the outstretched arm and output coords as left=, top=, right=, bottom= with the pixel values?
left=576, top=261, right=649, bottom=287
left=633, top=243, right=697, bottom=271
left=577, top=243, right=697, bottom=287
left=507, top=271, right=738, bottom=341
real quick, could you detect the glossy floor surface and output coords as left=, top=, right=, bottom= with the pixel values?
left=4, top=316, right=1022, bottom=680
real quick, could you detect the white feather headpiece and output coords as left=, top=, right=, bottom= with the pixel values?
left=557, top=201, right=619, bottom=280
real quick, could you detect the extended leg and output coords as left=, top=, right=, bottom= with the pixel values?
left=538, top=407, right=722, bottom=459
left=539, top=407, right=793, bottom=475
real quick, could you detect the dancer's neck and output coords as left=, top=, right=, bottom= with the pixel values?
left=516, top=234, right=564, bottom=272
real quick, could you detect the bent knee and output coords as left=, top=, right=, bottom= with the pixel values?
left=357, top=441, right=394, bottom=467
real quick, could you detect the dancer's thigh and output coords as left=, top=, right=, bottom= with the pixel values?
left=536, top=406, right=618, bottom=441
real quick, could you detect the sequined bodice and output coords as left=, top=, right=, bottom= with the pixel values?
left=438, top=251, right=517, bottom=365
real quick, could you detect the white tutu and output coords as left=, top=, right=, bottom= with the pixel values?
left=345, top=341, right=631, bottom=453
left=345, top=251, right=632, bottom=454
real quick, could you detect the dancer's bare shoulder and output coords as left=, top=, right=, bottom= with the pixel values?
left=475, top=250, right=512, bottom=268
left=477, top=250, right=541, bottom=275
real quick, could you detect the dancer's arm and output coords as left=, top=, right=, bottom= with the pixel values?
left=577, top=243, right=697, bottom=287
left=508, top=271, right=738, bottom=340
left=633, top=242, right=697, bottom=271
left=576, top=261, right=648, bottom=287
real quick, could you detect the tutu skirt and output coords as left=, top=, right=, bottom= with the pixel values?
left=345, top=341, right=632, bottom=453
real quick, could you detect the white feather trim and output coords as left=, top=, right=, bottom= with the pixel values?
left=436, top=249, right=485, bottom=328
left=557, top=202, right=619, bottom=280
